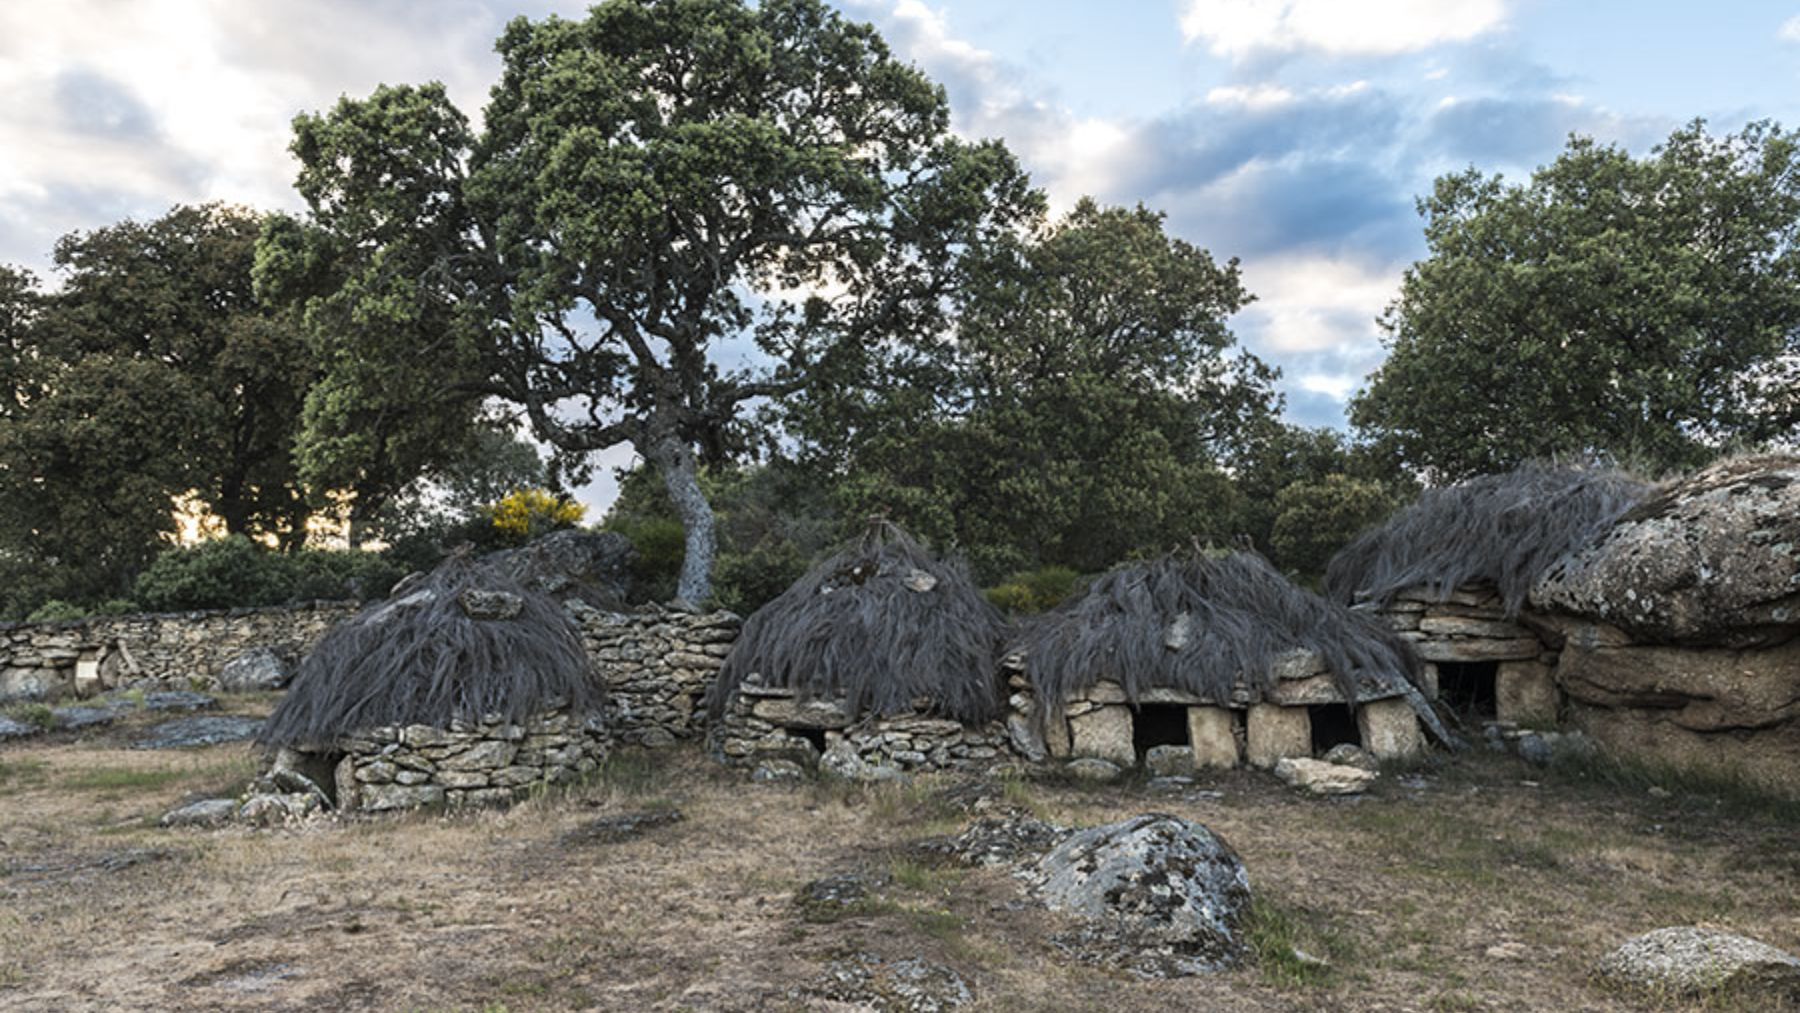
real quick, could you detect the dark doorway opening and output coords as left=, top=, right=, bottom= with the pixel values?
left=1308, top=704, right=1360, bottom=754
left=1133, top=704, right=1191, bottom=761
left=791, top=727, right=828, bottom=754
left=1437, top=661, right=1498, bottom=719
left=288, top=750, right=343, bottom=806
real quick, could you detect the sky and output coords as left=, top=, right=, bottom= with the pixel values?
left=4, top=0, right=1800, bottom=511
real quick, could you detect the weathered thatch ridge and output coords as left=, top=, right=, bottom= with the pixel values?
left=1323, top=462, right=1651, bottom=616
left=1017, top=551, right=1448, bottom=742
left=706, top=521, right=1006, bottom=725
left=260, top=554, right=599, bottom=748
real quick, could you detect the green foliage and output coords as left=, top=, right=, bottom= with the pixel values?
left=0, top=205, right=316, bottom=614
left=1355, top=120, right=1800, bottom=478
left=793, top=199, right=1275, bottom=581
left=280, top=0, right=1042, bottom=600
left=24, top=600, right=90, bottom=624
left=983, top=566, right=1083, bottom=614
left=1267, top=474, right=1403, bottom=584
left=605, top=517, right=689, bottom=604
left=131, top=536, right=403, bottom=612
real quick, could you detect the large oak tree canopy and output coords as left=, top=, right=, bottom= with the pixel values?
left=274, top=0, right=1042, bottom=601
left=1353, top=121, right=1800, bottom=479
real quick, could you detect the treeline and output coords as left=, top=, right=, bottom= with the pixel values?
left=2, top=1, right=1794, bottom=621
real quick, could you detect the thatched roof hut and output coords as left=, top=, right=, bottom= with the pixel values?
left=1323, top=462, right=1650, bottom=616
left=1016, top=551, right=1447, bottom=743
left=707, top=521, right=1006, bottom=726
left=260, top=553, right=601, bottom=749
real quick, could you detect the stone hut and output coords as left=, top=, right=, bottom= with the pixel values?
left=1325, top=463, right=1649, bottom=727
left=258, top=554, right=608, bottom=813
left=707, top=522, right=1011, bottom=775
left=1010, top=552, right=1445, bottom=777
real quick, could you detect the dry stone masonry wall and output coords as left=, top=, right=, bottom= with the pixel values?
left=0, top=602, right=361, bottom=703
left=573, top=604, right=740, bottom=747
left=1366, top=584, right=1560, bottom=725
left=327, top=704, right=608, bottom=812
left=710, top=676, right=1013, bottom=776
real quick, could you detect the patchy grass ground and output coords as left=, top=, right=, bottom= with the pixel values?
left=0, top=708, right=1796, bottom=1012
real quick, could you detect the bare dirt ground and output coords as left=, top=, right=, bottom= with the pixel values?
left=1, top=701, right=1796, bottom=1012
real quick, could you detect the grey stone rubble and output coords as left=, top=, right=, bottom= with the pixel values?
left=1025, top=813, right=1253, bottom=978
left=0, top=600, right=359, bottom=703
left=159, top=798, right=241, bottom=828
left=1594, top=926, right=1800, bottom=1001
left=574, top=603, right=739, bottom=748
left=921, top=813, right=1069, bottom=868
left=710, top=677, right=1013, bottom=776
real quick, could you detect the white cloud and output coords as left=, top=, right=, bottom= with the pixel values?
left=1780, top=15, right=1800, bottom=43
left=1181, top=0, right=1509, bottom=59
left=1205, top=83, right=1296, bottom=110
left=1297, top=372, right=1360, bottom=401
left=1232, top=252, right=1403, bottom=355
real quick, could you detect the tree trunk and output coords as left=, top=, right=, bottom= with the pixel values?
left=647, top=431, right=716, bottom=605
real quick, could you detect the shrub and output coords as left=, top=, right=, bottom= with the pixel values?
left=983, top=565, right=1082, bottom=614
left=488, top=488, right=585, bottom=541
left=604, top=516, right=687, bottom=603
left=133, top=536, right=402, bottom=611
left=25, top=600, right=91, bottom=623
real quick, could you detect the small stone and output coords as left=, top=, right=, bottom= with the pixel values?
left=751, top=759, right=807, bottom=783
left=1319, top=743, right=1379, bottom=772
left=902, top=569, right=938, bottom=593
left=1144, top=744, right=1195, bottom=778
left=1273, top=757, right=1377, bottom=796
left=160, top=798, right=239, bottom=828
left=1065, top=757, right=1121, bottom=782
left=356, top=783, right=447, bottom=812
left=457, top=588, right=524, bottom=620
left=354, top=760, right=398, bottom=784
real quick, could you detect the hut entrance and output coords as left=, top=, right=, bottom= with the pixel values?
left=287, top=749, right=344, bottom=807
left=1437, top=661, right=1498, bottom=719
left=1133, top=704, right=1191, bottom=759
left=792, top=727, right=828, bottom=755
left=1308, top=704, right=1360, bottom=753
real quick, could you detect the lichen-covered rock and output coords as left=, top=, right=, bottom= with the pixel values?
left=1532, top=455, right=1800, bottom=646
left=922, top=814, right=1068, bottom=868
left=456, top=589, right=524, bottom=621
left=160, top=798, right=239, bottom=828
left=480, top=529, right=636, bottom=609
left=1027, top=813, right=1252, bottom=977
left=1595, top=927, right=1800, bottom=1001
left=802, top=953, right=973, bottom=1012
left=1274, top=757, right=1377, bottom=796
left=218, top=647, right=292, bottom=692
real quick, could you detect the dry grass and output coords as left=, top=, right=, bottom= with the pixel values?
left=1, top=711, right=1796, bottom=1012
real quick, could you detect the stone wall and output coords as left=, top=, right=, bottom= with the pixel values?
left=573, top=604, right=739, bottom=747
left=0, top=602, right=362, bottom=702
left=1006, top=652, right=1424, bottom=778
left=325, top=704, right=609, bottom=812
left=710, top=678, right=1013, bottom=775
left=1367, top=585, right=1560, bottom=725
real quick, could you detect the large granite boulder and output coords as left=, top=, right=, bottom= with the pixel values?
left=1026, top=813, right=1252, bottom=977
left=1532, top=455, right=1800, bottom=647
left=479, top=530, right=636, bottom=609
left=218, top=647, right=292, bottom=692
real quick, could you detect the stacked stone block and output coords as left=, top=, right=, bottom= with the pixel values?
left=1367, top=585, right=1559, bottom=725
left=330, top=704, right=608, bottom=812
left=573, top=605, right=739, bottom=746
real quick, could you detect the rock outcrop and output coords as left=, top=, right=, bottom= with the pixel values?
left=480, top=529, right=636, bottom=609
left=1533, top=454, right=1800, bottom=647
left=1595, top=927, right=1800, bottom=1002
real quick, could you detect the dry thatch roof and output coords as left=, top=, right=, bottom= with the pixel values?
left=1016, top=551, right=1449, bottom=743
left=1323, top=462, right=1650, bottom=616
left=260, top=554, right=599, bottom=748
left=707, top=521, right=1006, bottom=725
